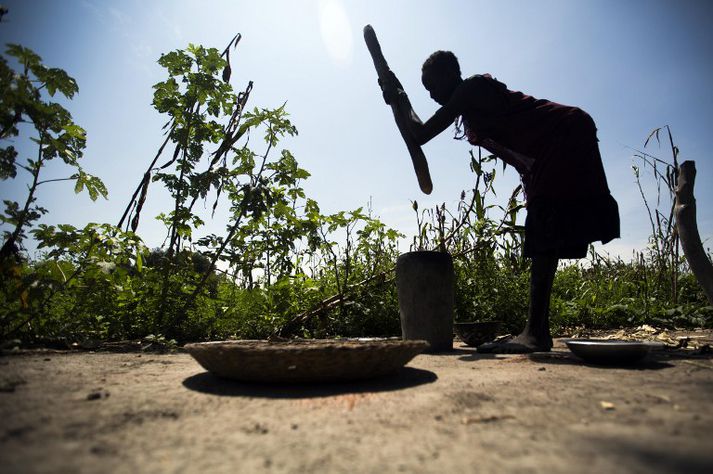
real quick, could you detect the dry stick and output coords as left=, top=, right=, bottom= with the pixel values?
left=118, top=33, right=242, bottom=232
left=275, top=269, right=395, bottom=337
left=117, top=121, right=175, bottom=230
left=184, top=82, right=253, bottom=219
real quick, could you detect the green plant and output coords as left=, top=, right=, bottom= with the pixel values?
left=1, top=223, right=145, bottom=340
left=4, top=30, right=711, bottom=346
left=0, top=44, right=106, bottom=258
left=408, top=147, right=529, bottom=330
left=0, top=43, right=110, bottom=340
left=631, top=125, right=681, bottom=304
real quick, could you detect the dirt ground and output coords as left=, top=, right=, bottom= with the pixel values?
left=1, top=333, right=713, bottom=474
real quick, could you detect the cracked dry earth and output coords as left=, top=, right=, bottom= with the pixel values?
left=1, top=335, right=712, bottom=474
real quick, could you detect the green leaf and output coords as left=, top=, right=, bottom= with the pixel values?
left=0, top=146, right=18, bottom=179
left=74, top=173, right=84, bottom=194
left=6, top=43, right=42, bottom=69
left=158, top=50, right=193, bottom=76
left=475, top=190, right=484, bottom=220
left=71, top=170, right=108, bottom=201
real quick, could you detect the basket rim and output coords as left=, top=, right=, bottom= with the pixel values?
left=185, top=338, right=429, bottom=353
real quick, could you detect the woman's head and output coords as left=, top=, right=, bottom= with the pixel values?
left=422, top=50, right=462, bottom=105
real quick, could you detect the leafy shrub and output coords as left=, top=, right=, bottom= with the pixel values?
left=2, top=34, right=710, bottom=345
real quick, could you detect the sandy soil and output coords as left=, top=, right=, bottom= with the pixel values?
left=1, top=334, right=712, bottom=474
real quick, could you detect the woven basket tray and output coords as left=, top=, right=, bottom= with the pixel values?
left=185, top=339, right=428, bottom=383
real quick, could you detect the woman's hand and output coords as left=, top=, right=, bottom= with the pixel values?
left=378, top=70, right=404, bottom=105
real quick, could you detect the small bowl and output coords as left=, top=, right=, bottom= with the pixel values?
left=454, top=321, right=502, bottom=347
left=565, top=339, right=661, bottom=365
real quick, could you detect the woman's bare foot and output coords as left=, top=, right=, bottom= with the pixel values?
left=478, top=255, right=558, bottom=354
left=477, top=333, right=553, bottom=354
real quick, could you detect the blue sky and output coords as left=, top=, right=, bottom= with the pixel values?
left=1, top=0, right=712, bottom=259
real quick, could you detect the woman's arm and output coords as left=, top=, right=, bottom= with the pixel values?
left=400, top=95, right=460, bottom=146
left=389, top=90, right=460, bottom=146
left=382, top=76, right=502, bottom=146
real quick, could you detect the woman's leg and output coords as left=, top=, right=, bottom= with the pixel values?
left=477, top=254, right=558, bottom=353
left=519, top=254, right=558, bottom=348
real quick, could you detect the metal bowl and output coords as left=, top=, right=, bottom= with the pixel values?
left=453, top=321, right=502, bottom=347
left=565, top=339, right=661, bottom=365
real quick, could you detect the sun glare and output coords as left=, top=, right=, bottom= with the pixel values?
left=319, top=0, right=353, bottom=65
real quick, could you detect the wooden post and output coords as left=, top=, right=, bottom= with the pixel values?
left=675, top=160, right=713, bottom=305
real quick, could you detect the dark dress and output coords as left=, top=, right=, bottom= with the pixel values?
left=461, top=74, right=619, bottom=258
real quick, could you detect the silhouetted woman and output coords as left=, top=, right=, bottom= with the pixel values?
left=381, top=50, right=619, bottom=353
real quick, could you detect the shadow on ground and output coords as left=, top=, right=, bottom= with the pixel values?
left=429, top=347, right=478, bottom=357
left=528, top=351, right=675, bottom=370
left=587, top=433, right=713, bottom=474
left=454, top=349, right=677, bottom=369
left=182, top=366, right=437, bottom=398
